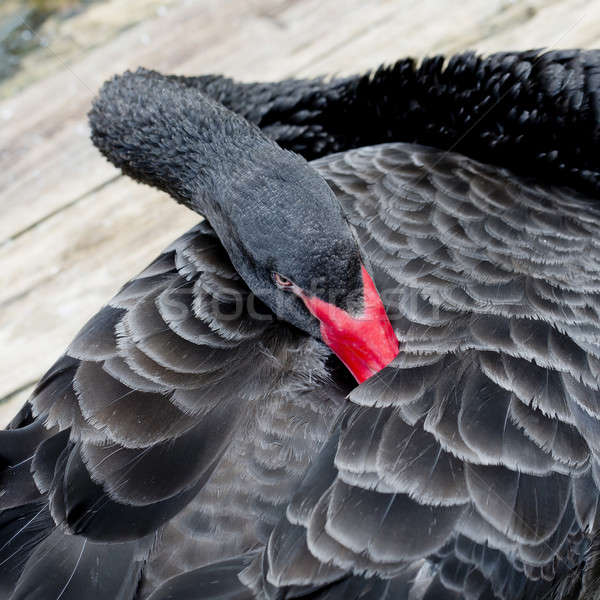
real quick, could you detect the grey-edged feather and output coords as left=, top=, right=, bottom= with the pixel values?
left=248, top=143, right=600, bottom=599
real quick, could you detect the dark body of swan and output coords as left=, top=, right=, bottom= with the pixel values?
left=2, top=50, right=600, bottom=600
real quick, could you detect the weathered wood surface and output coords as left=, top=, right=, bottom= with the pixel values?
left=1, top=0, right=599, bottom=425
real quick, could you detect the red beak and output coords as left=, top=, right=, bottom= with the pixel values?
left=299, top=265, right=399, bottom=383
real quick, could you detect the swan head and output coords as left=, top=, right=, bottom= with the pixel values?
left=89, top=69, right=398, bottom=382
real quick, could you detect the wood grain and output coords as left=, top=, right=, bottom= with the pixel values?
left=1, top=0, right=599, bottom=425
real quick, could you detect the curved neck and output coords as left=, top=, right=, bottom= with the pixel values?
left=89, top=70, right=284, bottom=218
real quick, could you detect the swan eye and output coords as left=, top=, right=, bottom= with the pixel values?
left=273, top=273, right=293, bottom=290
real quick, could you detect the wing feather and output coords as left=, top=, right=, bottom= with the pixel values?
left=252, top=143, right=600, bottom=598
left=2, top=220, right=336, bottom=594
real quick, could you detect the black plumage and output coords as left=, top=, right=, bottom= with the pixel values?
left=2, top=50, right=600, bottom=600
left=153, top=49, right=600, bottom=196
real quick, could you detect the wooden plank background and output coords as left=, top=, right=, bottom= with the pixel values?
left=1, top=0, right=599, bottom=426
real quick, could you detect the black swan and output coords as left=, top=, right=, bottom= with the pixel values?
left=2, top=50, right=600, bottom=600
